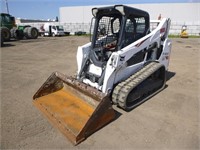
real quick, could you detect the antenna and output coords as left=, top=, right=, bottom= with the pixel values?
left=5, top=0, right=9, bottom=14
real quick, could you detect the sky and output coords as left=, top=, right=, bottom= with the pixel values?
left=1, top=0, right=199, bottom=20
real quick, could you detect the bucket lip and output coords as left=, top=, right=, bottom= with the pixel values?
left=33, top=71, right=108, bottom=100
left=64, top=76, right=107, bottom=101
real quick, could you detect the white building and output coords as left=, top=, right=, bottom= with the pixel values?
left=59, top=3, right=200, bottom=35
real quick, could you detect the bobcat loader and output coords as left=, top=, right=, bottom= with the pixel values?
left=33, top=5, right=172, bottom=145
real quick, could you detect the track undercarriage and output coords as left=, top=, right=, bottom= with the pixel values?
left=112, top=62, right=166, bottom=110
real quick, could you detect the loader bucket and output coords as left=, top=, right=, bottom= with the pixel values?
left=33, top=72, right=116, bottom=145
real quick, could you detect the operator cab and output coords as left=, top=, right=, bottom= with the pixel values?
left=0, top=13, right=16, bottom=29
left=90, top=5, right=150, bottom=62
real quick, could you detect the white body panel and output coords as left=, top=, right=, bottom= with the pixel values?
left=76, top=18, right=172, bottom=94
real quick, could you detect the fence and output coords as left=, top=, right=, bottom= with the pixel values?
left=18, top=21, right=200, bottom=36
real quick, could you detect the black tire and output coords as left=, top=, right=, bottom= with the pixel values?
left=0, top=39, right=3, bottom=47
left=1, top=39, right=3, bottom=47
left=1, top=27, right=11, bottom=41
left=0, top=28, right=4, bottom=47
left=27, top=27, right=39, bottom=39
left=1, top=33, right=4, bottom=47
left=16, top=29, right=24, bottom=40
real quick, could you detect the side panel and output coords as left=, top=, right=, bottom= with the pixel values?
left=114, top=62, right=144, bottom=84
left=76, top=42, right=91, bottom=76
left=158, top=39, right=172, bottom=70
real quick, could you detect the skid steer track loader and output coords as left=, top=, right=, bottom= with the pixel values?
left=33, top=5, right=172, bottom=145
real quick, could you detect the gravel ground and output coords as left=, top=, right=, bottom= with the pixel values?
left=1, top=36, right=199, bottom=149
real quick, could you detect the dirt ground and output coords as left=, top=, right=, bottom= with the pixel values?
left=0, top=36, right=199, bottom=149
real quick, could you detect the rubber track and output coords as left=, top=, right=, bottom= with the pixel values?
left=112, top=61, right=165, bottom=110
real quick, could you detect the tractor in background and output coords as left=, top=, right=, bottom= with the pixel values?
left=0, top=13, right=39, bottom=46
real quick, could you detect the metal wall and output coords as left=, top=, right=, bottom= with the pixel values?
left=59, top=3, right=200, bottom=35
